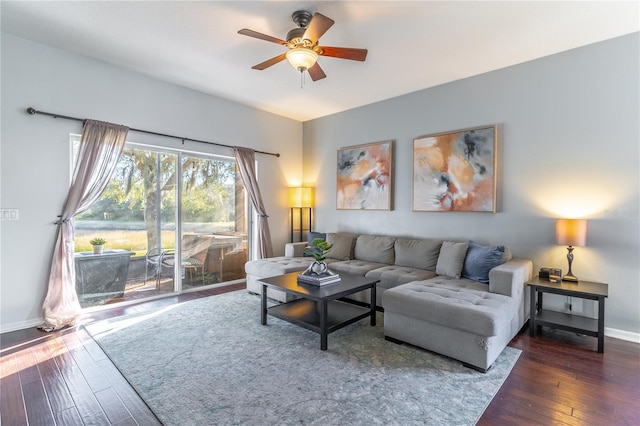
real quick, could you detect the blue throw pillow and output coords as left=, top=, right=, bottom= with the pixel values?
left=462, top=240, right=505, bottom=284
left=304, top=231, right=327, bottom=256
left=307, top=231, right=326, bottom=246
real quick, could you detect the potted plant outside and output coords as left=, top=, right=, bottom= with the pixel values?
left=90, top=237, right=106, bottom=254
left=303, top=238, right=333, bottom=275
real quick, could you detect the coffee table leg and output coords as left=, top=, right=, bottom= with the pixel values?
left=320, top=300, right=328, bottom=350
left=370, top=284, right=377, bottom=326
left=261, top=284, right=267, bottom=325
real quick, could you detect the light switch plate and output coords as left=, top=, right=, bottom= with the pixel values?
left=1, top=209, right=19, bottom=220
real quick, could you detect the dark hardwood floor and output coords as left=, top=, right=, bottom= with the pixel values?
left=2, top=283, right=639, bottom=425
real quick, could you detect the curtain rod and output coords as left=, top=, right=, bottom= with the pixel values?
left=26, top=107, right=280, bottom=157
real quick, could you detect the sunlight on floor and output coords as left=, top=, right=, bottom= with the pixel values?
left=83, top=303, right=186, bottom=338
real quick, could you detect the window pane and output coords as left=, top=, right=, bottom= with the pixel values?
left=75, top=144, right=178, bottom=307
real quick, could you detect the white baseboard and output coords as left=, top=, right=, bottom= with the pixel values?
left=605, top=327, right=640, bottom=344
left=1, top=318, right=43, bottom=335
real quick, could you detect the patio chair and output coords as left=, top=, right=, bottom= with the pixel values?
left=144, top=247, right=167, bottom=290
left=145, top=236, right=210, bottom=288
left=161, top=248, right=207, bottom=284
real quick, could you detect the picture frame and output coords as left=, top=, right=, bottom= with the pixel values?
left=413, top=125, right=497, bottom=213
left=337, top=140, right=393, bottom=210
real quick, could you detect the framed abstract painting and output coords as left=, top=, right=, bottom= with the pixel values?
left=413, top=125, right=497, bottom=213
left=337, top=140, right=393, bottom=210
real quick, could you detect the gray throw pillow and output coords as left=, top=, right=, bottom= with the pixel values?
left=325, top=233, right=356, bottom=261
left=394, top=238, right=443, bottom=270
left=435, top=241, right=469, bottom=279
left=354, top=235, right=395, bottom=264
left=462, top=240, right=506, bottom=284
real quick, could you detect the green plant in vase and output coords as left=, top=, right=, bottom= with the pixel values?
left=90, top=237, right=106, bottom=254
left=303, top=238, right=333, bottom=275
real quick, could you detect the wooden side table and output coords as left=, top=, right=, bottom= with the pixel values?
left=527, top=276, right=608, bottom=352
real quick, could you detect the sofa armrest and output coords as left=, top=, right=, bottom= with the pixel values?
left=285, top=242, right=307, bottom=257
left=488, top=259, right=533, bottom=298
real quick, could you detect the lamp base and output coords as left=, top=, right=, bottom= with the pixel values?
left=563, top=245, right=579, bottom=283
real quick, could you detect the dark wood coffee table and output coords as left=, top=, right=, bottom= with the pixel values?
left=259, top=272, right=378, bottom=350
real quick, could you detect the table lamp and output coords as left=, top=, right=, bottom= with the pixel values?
left=555, top=219, right=587, bottom=282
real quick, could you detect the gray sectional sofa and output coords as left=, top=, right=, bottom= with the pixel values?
left=245, top=232, right=533, bottom=372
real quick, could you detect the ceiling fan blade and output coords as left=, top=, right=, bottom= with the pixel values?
left=318, top=46, right=368, bottom=61
left=251, top=53, right=287, bottom=70
left=308, top=63, right=326, bottom=81
left=303, top=13, right=334, bottom=44
left=238, top=29, right=287, bottom=45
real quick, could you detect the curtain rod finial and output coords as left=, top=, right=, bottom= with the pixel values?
left=27, top=107, right=37, bottom=115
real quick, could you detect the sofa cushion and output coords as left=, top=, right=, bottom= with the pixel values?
left=354, top=235, right=396, bottom=264
left=435, top=241, right=469, bottom=278
left=365, top=265, right=437, bottom=291
left=462, top=240, right=506, bottom=284
left=325, top=233, right=357, bottom=260
left=394, top=238, right=442, bottom=270
left=329, top=260, right=387, bottom=276
left=382, top=278, right=518, bottom=336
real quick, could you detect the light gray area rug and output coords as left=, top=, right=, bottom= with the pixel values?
left=86, top=290, right=520, bottom=425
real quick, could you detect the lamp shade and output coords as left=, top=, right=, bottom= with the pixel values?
left=289, top=187, right=314, bottom=208
left=556, top=219, right=587, bottom=247
left=286, top=47, right=318, bottom=71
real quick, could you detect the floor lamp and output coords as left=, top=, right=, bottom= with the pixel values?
left=289, top=187, right=314, bottom=243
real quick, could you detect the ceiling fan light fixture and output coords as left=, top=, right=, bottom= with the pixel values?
left=286, top=47, right=318, bottom=72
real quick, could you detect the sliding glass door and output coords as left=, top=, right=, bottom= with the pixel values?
left=179, top=154, right=247, bottom=290
left=74, top=138, right=248, bottom=308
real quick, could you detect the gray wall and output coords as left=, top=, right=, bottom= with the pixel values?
left=303, top=33, right=640, bottom=337
left=1, top=34, right=302, bottom=332
left=2, top=31, right=638, bottom=338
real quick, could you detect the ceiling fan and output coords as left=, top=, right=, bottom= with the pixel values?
left=238, top=10, right=368, bottom=82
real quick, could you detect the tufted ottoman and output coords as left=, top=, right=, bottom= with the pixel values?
left=382, top=277, right=520, bottom=372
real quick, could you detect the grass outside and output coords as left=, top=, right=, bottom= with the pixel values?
left=75, top=230, right=176, bottom=256
left=74, top=220, right=236, bottom=256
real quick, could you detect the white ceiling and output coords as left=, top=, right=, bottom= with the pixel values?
left=2, top=1, right=638, bottom=122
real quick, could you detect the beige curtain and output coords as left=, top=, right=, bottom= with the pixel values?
left=41, top=120, right=129, bottom=331
left=233, top=147, right=273, bottom=259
